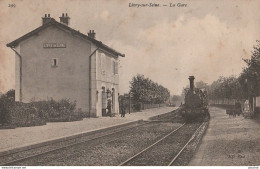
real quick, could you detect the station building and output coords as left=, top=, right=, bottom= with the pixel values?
left=7, top=13, right=125, bottom=117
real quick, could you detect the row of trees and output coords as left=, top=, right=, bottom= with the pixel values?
left=130, top=74, right=170, bottom=104
left=207, top=40, right=260, bottom=102
left=170, top=95, right=183, bottom=106
left=207, top=76, right=244, bottom=101
left=151, top=40, right=259, bottom=106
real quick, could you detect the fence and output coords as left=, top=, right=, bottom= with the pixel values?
left=142, top=103, right=166, bottom=110
left=119, top=94, right=167, bottom=114
left=209, top=99, right=236, bottom=105
left=209, top=97, right=260, bottom=116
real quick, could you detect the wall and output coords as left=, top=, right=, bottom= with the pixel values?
left=95, top=50, right=119, bottom=117
left=17, top=25, right=92, bottom=112
left=256, top=96, right=260, bottom=107
left=15, top=45, right=21, bottom=101
left=89, top=44, right=98, bottom=117
left=142, top=103, right=166, bottom=110
left=209, top=99, right=236, bottom=105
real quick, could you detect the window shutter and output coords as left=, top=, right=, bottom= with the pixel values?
left=113, top=61, right=115, bottom=74
left=101, top=53, right=106, bottom=74
left=115, top=62, right=118, bottom=74
left=113, top=61, right=118, bottom=75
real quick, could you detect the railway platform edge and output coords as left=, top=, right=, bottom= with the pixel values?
left=0, top=107, right=177, bottom=157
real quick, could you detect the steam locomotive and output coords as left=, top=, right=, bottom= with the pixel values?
left=181, top=76, right=209, bottom=122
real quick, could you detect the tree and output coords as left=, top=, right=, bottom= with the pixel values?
left=0, top=89, right=15, bottom=125
left=195, top=81, right=208, bottom=89
left=239, top=40, right=260, bottom=97
left=207, top=40, right=260, bottom=104
left=170, top=95, right=183, bottom=106
left=207, top=76, right=244, bottom=102
left=129, top=74, right=170, bottom=104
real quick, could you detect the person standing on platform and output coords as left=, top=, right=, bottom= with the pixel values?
left=107, top=100, right=112, bottom=117
left=121, top=102, right=126, bottom=117
left=235, top=100, right=242, bottom=116
left=120, top=98, right=126, bottom=117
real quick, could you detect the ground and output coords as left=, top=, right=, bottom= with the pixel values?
left=189, top=106, right=260, bottom=166
left=0, top=107, right=176, bottom=152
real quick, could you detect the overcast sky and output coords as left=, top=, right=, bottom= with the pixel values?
left=0, top=0, right=259, bottom=95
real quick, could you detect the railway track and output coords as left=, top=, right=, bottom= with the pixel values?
left=0, top=109, right=179, bottom=166
left=119, top=122, right=205, bottom=166
left=168, top=122, right=205, bottom=166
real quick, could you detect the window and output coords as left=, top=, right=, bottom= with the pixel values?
left=101, top=53, right=106, bottom=74
left=113, top=61, right=118, bottom=75
left=52, top=58, right=58, bottom=67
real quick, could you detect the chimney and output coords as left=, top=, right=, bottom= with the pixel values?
left=188, top=76, right=195, bottom=90
left=59, top=13, right=70, bottom=26
left=42, top=13, right=52, bottom=25
left=88, top=30, right=96, bottom=39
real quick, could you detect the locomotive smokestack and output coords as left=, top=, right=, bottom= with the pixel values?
left=188, top=76, right=195, bottom=90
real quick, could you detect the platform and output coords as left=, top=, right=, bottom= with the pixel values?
left=0, top=107, right=176, bottom=153
left=189, top=106, right=260, bottom=166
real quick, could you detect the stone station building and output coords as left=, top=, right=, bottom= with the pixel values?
left=7, top=13, right=125, bottom=117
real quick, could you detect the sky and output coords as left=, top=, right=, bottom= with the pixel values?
left=0, top=0, right=259, bottom=95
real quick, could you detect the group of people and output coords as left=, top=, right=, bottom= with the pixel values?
left=105, top=99, right=126, bottom=117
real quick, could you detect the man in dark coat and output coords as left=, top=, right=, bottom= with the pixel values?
left=121, top=102, right=126, bottom=117
left=234, top=100, right=242, bottom=116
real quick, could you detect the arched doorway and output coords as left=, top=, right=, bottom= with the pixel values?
left=101, top=87, right=107, bottom=116
left=112, top=88, right=115, bottom=114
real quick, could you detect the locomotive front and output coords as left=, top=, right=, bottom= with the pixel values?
left=181, top=76, right=209, bottom=122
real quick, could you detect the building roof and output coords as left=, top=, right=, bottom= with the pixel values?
left=6, top=18, right=125, bottom=57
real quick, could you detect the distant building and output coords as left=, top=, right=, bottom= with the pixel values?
left=7, top=13, right=125, bottom=117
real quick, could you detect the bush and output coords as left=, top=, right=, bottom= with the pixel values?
left=32, top=100, right=52, bottom=120
left=133, top=102, right=142, bottom=111
left=0, top=90, right=46, bottom=127
left=0, top=90, right=84, bottom=128
left=0, top=90, right=15, bottom=125
left=8, top=102, right=46, bottom=127
left=34, top=98, right=84, bottom=122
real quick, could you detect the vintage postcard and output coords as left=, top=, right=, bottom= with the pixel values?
left=0, top=0, right=259, bottom=167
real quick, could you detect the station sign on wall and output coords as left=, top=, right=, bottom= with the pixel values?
left=43, top=43, right=66, bottom=48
